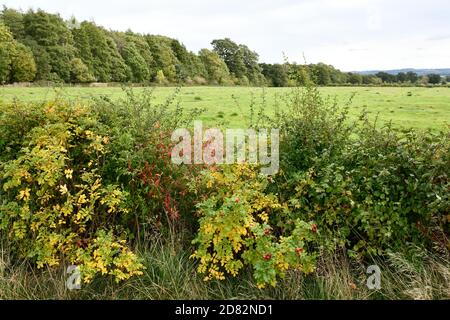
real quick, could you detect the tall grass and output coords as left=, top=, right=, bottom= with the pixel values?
left=1, top=236, right=448, bottom=300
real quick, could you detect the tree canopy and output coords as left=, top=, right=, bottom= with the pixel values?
left=0, top=22, right=36, bottom=83
left=0, top=7, right=447, bottom=86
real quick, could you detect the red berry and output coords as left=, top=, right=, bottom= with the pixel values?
left=311, top=224, right=318, bottom=233
left=263, top=253, right=272, bottom=261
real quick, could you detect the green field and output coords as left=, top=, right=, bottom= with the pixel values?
left=1, top=86, right=449, bottom=130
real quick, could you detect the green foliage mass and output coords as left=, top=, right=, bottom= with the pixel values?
left=0, top=101, right=144, bottom=283
left=269, top=85, right=449, bottom=258
left=198, top=48, right=232, bottom=85
left=0, top=23, right=36, bottom=83
left=0, top=7, right=260, bottom=85
left=1, top=7, right=445, bottom=86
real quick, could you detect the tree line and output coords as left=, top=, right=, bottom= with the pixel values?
left=261, top=63, right=449, bottom=87
left=0, top=7, right=448, bottom=86
left=0, top=8, right=265, bottom=85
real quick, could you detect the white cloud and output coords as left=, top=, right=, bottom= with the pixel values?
left=1, top=0, right=448, bottom=70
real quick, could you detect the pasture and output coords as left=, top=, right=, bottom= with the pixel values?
left=1, top=86, right=449, bottom=130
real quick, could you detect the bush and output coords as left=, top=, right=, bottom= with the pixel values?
left=90, top=88, right=204, bottom=240
left=0, top=101, right=144, bottom=283
left=268, top=85, right=449, bottom=257
left=191, top=164, right=317, bottom=288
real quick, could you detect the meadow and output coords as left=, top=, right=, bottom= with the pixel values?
left=1, top=86, right=449, bottom=130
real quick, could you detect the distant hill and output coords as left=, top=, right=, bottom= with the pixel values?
left=355, top=68, right=450, bottom=76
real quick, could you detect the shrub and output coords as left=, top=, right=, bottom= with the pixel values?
left=191, top=164, right=317, bottom=288
left=0, top=101, right=144, bottom=283
left=90, top=88, right=204, bottom=239
left=269, top=85, right=449, bottom=257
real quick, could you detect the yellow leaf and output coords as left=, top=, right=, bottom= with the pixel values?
left=64, top=169, right=73, bottom=179
left=17, top=188, right=31, bottom=201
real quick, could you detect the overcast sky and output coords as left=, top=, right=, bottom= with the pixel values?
left=1, top=0, right=449, bottom=71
